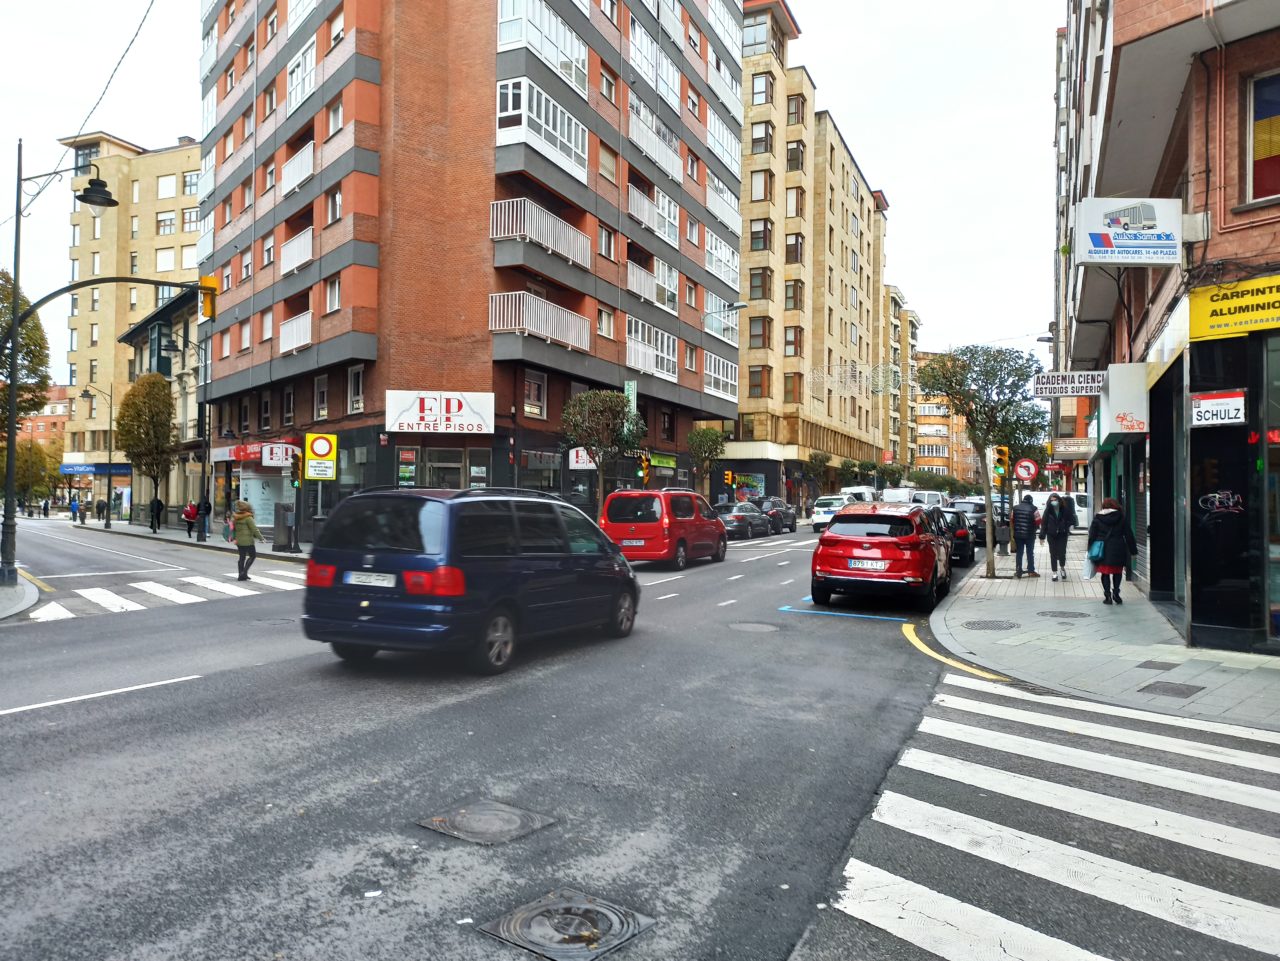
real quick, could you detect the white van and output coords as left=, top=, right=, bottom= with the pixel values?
left=909, top=490, right=948, bottom=508
left=1027, top=490, right=1090, bottom=529
left=881, top=487, right=913, bottom=504
left=839, top=486, right=878, bottom=502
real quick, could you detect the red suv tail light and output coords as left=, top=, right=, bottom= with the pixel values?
left=404, top=566, right=467, bottom=597
left=306, top=561, right=337, bottom=587
left=954, top=528, right=968, bottom=538
left=897, top=535, right=925, bottom=551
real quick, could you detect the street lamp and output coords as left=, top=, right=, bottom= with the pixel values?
left=2, top=141, right=117, bottom=583
left=163, top=332, right=212, bottom=541
left=219, top=426, right=237, bottom=517
left=78, top=383, right=114, bottom=529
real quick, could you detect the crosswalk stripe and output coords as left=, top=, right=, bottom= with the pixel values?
left=181, top=575, right=259, bottom=597
left=221, top=572, right=303, bottom=591
left=259, top=568, right=306, bottom=579
left=934, top=693, right=1280, bottom=776
left=873, top=791, right=1280, bottom=955
left=29, top=602, right=75, bottom=621
left=942, top=673, right=1280, bottom=747
left=129, top=582, right=206, bottom=605
left=835, top=859, right=1112, bottom=961
left=73, top=588, right=144, bottom=613
left=899, top=747, right=1280, bottom=868
left=918, top=716, right=1280, bottom=815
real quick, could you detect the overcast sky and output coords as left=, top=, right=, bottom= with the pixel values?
left=0, top=0, right=1061, bottom=383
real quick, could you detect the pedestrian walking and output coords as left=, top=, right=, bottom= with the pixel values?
left=41, top=499, right=49, bottom=518
left=231, top=500, right=266, bottom=580
left=1038, top=492, right=1072, bottom=581
left=149, top=495, right=165, bottom=533
left=181, top=500, right=198, bottom=538
left=96, top=498, right=107, bottom=522
left=1011, top=494, right=1040, bottom=578
left=69, top=496, right=78, bottom=523
left=1087, top=497, right=1138, bottom=604
left=198, top=493, right=212, bottom=538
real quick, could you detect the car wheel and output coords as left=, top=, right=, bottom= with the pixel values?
left=470, top=609, right=517, bottom=675
left=811, top=582, right=833, bottom=606
left=789, top=520, right=798, bottom=533
left=672, top=541, right=688, bottom=571
left=605, top=589, right=637, bottom=638
left=331, top=642, right=377, bottom=662
left=917, top=574, right=939, bottom=612
left=713, top=537, right=727, bottom=562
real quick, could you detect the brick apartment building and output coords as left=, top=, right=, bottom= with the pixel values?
left=197, top=0, right=744, bottom=519
left=1058, top=0, right=1280, bottom=654
left=874, top=283, right=919, bottom=469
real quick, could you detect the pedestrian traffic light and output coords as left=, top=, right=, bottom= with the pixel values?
left=723, top=469, right=735, bottom=486
left=993, top=445, right=1010, bottom=476
left=290, top=452, right=301, bottom=488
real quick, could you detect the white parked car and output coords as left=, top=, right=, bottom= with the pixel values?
left=810, top=494, right=856, bottom=533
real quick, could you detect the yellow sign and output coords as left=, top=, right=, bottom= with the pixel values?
left=1190, top=273, right=1280, bottom=341
left=304, top=432, right=338, bottom=481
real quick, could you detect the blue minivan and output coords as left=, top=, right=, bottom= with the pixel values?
left=302, top=488, right=640, bottom=674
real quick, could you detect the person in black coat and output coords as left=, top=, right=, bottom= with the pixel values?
left=1088, top=497, right=1138, bottom=604
left=1010, top=494, right=1040, bottom=577
left=1038, top=492, right=1073, bottom=581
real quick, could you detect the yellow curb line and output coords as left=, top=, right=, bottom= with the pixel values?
left=902, top=623, right=1008, bottom=682
left=18, top=568, right=55, bottom=593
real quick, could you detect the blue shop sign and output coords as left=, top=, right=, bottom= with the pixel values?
left=59, top=463, right=131, bottom=476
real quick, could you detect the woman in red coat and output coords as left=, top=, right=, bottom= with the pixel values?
left=1087, top=497, right=1138, bottom=604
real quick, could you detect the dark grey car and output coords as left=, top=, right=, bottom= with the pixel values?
left=748, top=496, right=798, bottom=534
left=714, top=501, right=774, bottom=539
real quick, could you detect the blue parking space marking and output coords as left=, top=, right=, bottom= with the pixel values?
left=777, top=605, right=910, bottom=623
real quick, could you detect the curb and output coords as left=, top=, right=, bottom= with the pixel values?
left=0, top=578, right=40, bottom=620
left=70, top=523, right=310, bottom=565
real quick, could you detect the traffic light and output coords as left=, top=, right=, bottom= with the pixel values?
left=199, top=274, right=219, bottom=318
left=641, top=454, right=651, bottom=486
left=723, top=469, right=735, bottom=486
left=290, top=452, right=301, bottom=488
left=993, top=445, right=1010, bottom=476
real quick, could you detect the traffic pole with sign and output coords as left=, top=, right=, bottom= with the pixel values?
left=304, top=432, right=338, bottom=528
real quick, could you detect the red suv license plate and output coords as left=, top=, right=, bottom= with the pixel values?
left=848, top=559, right=888, bottom=571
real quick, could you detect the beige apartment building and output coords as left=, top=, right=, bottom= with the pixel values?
left=60, top=132, right=201, bottom=517
left=715, top=0, right=889, bottom=502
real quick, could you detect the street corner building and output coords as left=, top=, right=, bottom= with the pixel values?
left=195, top=0, right=747, bottom=521
left=1056, top=0, right=1280, bottom=656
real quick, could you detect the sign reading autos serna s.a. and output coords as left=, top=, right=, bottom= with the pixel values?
left=386, top=391, right=495, bottom=434
left=1190, top=389, right=1247, bottom=428
left=1074, top=198, right=1182, bottom=267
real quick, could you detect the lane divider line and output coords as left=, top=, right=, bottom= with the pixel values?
left=778, top=605, right=909, bottom=623
left=18, top=568, right=54, bottom=593
left=1, top=675, right=202, bottom=717
left=718, top=599, right=738, bottom=607
left=657, top=593, right=679, bottom=600
left=727, top=574, right=744, bottom=581
left=902, top=623, right=1007, bottom=681
left=642, top=575, right=685, bottom=586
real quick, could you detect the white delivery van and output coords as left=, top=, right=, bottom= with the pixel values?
left=881, top=487, right=913, bottom=503
left=839, top=486, right=878, bottom=502
left=910, top=490, right=948, bottom=508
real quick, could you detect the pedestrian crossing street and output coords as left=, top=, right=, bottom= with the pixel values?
left=818, top=673, right=1280, bottom=961
left=26, top=568, right=306, bottom=622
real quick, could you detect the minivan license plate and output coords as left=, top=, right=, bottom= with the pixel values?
left=621, top=539, right=645, bottom=547
left=343, top=571, right=396, bottom=588
left=848, top=559, right=887, bottom=571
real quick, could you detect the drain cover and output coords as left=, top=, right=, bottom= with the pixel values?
left=418, top=798, right=556, bottom=845
left=961, top=619, right=1020, bottom=632
left=1138, top=681, right=1206, bottom=699
left=480, top=888, right=655, bottom=960
left=731, top=622, right=780, bottom=633
left=1036, top=611, right=1091, bottom=619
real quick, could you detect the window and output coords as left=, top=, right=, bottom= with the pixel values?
left=263, top=84, right=277, bottom=116
left=239, top=397, right=250, bottom=433
left=240, top=251, right=252, bottom=281
left=264, top=160, right=276, bottom=191
left=68, top=363, right=76, bottom=386
left=71, top=224, right=81, bottom=247
left=455, top=501, right=519, bottom=557
left=283, top=384, right=294, bottom=426
left=750, top=218, right=773, bottom=251
left=89, top=322, right=99, bottom=346
left=266, top=6, right=278, bottom=39
left=314, top=375, right=329, bottom=418
left=687, top=25, right=700, bottom=53
left=156, top=211, right=176, bottom=236
left=70, top=294, right=79, bottom=317
left=91, top=251, right=100, bottom=275
left=660, top=409, right=675, bottom=442
left=325, top=274, right=341, bottom=312
left=260, top=393, right=271, bottom=430
left=129, top=252, right=138, bottom=275
left=686, top=282, right=697, bottom=307
left=516, top=502, right=567, bottom=554
left=90, top=288, right=100, bottom=311
left=783, top=372, right=803, bottom=403
left=220, top=331, right=231, bottom=358
left=600, top=68, right=616, bottom=103
left=749, top=316, right=771, bottom=349
left=524, top=370, right=547, bottom=418
left=70, top=259, right=79, bottom=282
left=223, top=130, right=235, bottom=159
left=182, top=207, right=200, bottom=232
left=286, top=38, right=317, bottom=115
left=348, top=365, right=364, bottom=413
left=786, top=186, right=805, bottom=218
left=751, top=121, right=774, bottom=155
left=748, top=365, right=771, bottom=398
left=599, top=143, right=617, bottom=183
left=787, top=93, right=806, bottom=126
left=597, top=307, right=614, bottom=338
left=131, top=180, right=140, bottom=203
left=327, top=97, right=343, bottom=136
left=243, top=107, right=255, bottom=138
left=751, top=72, right=774, bottom=105
left=261, top=308, right=274, bottom=340
left=89, top=359, right=99, bottom=383
left=685, top=344, right=697, bottom=370
left=242, top=179, right=253, bottom=208
left=785, top=232, right=805, bottom=264
left=222, top=199, right=232, bottom=224
left=262, top=233, right=275, bottom=266
left=785, top=279, right=804, bottom=310
left=686, top=152, right=700, bottom=181
left=687, top=90, right=700, bottom=115
left=239, top=320, right=251, bottom=350
left=326, top=186, right=342, bottom=223
left=704, top=352, right=737, bottom=399
left=1249, top=72, right=1280, bottom=201
left=749, top=267, right=773, bottom=301
left=750, top=169, right=774, bottom=202
left=597, top=224, right=615, bottom=259
left=784, top=325, right=804, bottom=357
left=601, top=0, right=616, bottom=23
left=222, top=263, right=231, bottom=291
left=182, top=245, right=198, bottom=269
left=129, top=216, right=138, bottom=239
left=686, top=217, right=700, bottom=245
left=329, top=9, right=344, bottom=47
left=787, top=140, right=806, bottom=172
left=73, top=142, right=100, bottom=175
left=743, top=11, right=782, bottom=58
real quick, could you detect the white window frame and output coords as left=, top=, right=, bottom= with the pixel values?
left=627, top=315, right=678, bottom=380
left=326, top=186, right=342, bottom=223
left=598, top=224, right=615, bottom=259
left=91, top=251, right=100, bottom=275
left=314, top=374, right=329, bottom=419
left=524, top=369, right=548, bottom=419
left=325, top=274, right=341, bottom=312
left=240, top=320, right=251, bottom=351
left=496, top=78, right=588, bottom=182
left=703, top=351, right=738, bottom=400
left=262, top=233, right=275, bottom=266
left=597, top=306, right=614, bottom=339
left=706, top=110, right=741, bottom=178
left=157, top=174, right=177, bottom=200
left=327, top=97, right=343, bottom=135
left=653, top=258, right=679, bottom=314
left=497, top=0, right=588, bottom=98
left=628, top=15, right=658, bottom=90
left=347, top=364, right=365, bottom=413
left=286, top=38, right=317, bottom=116
left=261, top=308, right=274, bottom=341
left=155, top=247, right=175, bottom=272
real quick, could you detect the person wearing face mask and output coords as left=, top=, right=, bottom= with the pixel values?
left=1038, top=492, right=1073, bottom=581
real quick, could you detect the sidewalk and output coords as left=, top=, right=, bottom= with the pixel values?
left=55, top=516, right=311, bottom=563
left=931, top=534, right=1280, bottom=731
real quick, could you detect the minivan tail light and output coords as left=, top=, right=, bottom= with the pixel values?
left=662, top=513, right=670, bottom=540
left=404, top=566, right=467, bottom=597
left=306, top=560, right=337, bottom=588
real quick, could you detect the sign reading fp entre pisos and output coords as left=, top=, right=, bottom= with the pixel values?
left=1190, top=273, right=1280, bottom=341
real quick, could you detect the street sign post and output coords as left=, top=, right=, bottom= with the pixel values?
left=304, top=432, right=338, bottom=481
left=1014, top=458, right=1039, bottom=483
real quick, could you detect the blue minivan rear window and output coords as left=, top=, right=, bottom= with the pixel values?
left=317, top=496, right=445, bottom=553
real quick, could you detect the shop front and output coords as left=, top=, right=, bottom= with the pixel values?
left=59, top=463, right=131, bottom=517
left=385, top=389, right=497, bottom=493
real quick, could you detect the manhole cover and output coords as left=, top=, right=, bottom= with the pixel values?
left=1138, top=681, right=1206, bottom=699
left=731, top=622, right=780, bottom=633
left=961, top=620, right=1020, bottom=632
left=1036, top=611, right=1091, bottom=619
left=418, top=798, right=556, bottom=845
left=480, top=888, right=655, bottom=960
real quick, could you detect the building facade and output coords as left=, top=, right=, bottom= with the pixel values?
left=23, top=385, right=71, bottom=449
left=196, top=0, right=744, bottom=521
left=874, top=284, right=918, bottom=468
left=1058, top=0, right=1280, bottom=655
left=61, top=132, right=201, bottom=518
left=914, top=352, right=979, bottom=484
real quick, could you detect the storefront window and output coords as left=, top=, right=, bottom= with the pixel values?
left=522, top=449, right=561, bottom=494
left=426, top=448, right=463, bottom=489
left=467, top=448, right=491, bottom=489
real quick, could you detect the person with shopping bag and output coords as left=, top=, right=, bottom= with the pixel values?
left=231, top=500, right=266, bottom=581
left=1038, top=492, right=1073, bottom=581
left=1087, top=497, right=1138, bottom=604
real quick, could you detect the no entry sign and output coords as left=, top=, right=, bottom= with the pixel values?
left=1014, top=458, right=1039, bottom=482
left=305, top=432, right=338, bottom=481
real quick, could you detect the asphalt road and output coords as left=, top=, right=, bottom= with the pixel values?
left=0, top=530, right=945, bottom=961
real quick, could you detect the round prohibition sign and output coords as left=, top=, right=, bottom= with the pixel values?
left=308, top=435, right=334, bottom=459
left=1014, top=458, right=1039, bottom=482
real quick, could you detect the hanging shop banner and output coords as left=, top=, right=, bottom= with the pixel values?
left=1190, top=389, right=1247, bottom=428
left=396, top=447, right=418, bottom=487
left=1032, top=371, right=1107, bottom=397
left=1052, top=437, right=1098, bottom=460
left=569, top=447, right=598, bottom=470
left=1189, top=273, right=1280, bottom=342
left=1074, top=198, right=1182, bottom=266
left=385, top=390, right=495, bottom=434
left=650, top=453, right=677, bottom=469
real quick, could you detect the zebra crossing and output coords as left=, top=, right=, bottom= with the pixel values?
left=802, top=672, right=1280, bottom=961
left=24, top=568, right=307, bottom=622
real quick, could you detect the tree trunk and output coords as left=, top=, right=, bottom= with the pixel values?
left=595, top=463, right=606, bottom=523
left=977, top=450, right=997, bottom=578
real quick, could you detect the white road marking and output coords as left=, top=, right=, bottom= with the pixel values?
left=642, top=575, right=685, bottom=586
left=130, top=582, right=206, bottom=605
left=28, top=602, right=75, bottom=621
left=792, top=538, right=818, bottom=546
left=19, top=527, right=183, bottom=568
left=259, top=568, right=306, bottom=579
left=873, top=791, right=1280, bottom=955
left=942, top=672, right=1280, bottom=747
left=777, top=561, right=790, bottom=566
left=780, top=578, right=795, bottom=585
left=0, top=675, right=202, bottom=717
left=727, top=574, right=744, bottom=581
left=181, top=575, right=259, bottom=597
left=717, top=599, right=737, bottom=607
left=741, top=550, right=790, bottom=563
left=41, top=568, right=185, bottom=579
left=934, top=693, right=1280, bottom=775
left=835, top=859, right=1111, bottom=961
left=224, top=572, right=303, bottom=591
left=919, top=716, right=1280, bottom=815
left=74, top=588, right=144, bottom=613
left=899, top=748, right=1280, bottom=868
left=657, top=593, right=679, bottom=600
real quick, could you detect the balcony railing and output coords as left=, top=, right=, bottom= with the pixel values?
left=278, top=310, right=313, bottom=353
left=200, top=42, right=217, bottom=79
left=279, top=227, right=314, bottom=274
left=706, top=181, right=740, bottom=232
left=626, top=261, right=657, bottom=303
left=489, top=198, right=591, bottom=269
left=281, top=142, right=314, bottom=196
left=488, top=292, right=591, bottom=351
left=628, top=116, right=682, bottom=182
left=658, top=0, right=681, bottom=42
left=195, top=228, right=213, bottom=266
left=707, top=66, right=744, bottom=125
left=626, top=339, right=678, bottom=382
left=197, top=166, right=215, bottom=202
left=626, top=185, right=678, bottom=250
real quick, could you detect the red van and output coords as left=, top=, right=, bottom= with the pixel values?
left=600, top=489, right=727, bottom=570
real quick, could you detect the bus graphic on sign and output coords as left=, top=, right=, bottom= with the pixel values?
left=1102, top=203, right=1158, bottom=231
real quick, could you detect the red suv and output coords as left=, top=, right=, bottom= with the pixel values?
left=600, top=489, right=727, bottom=570
left=810, top=502, right=952, bottom=610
